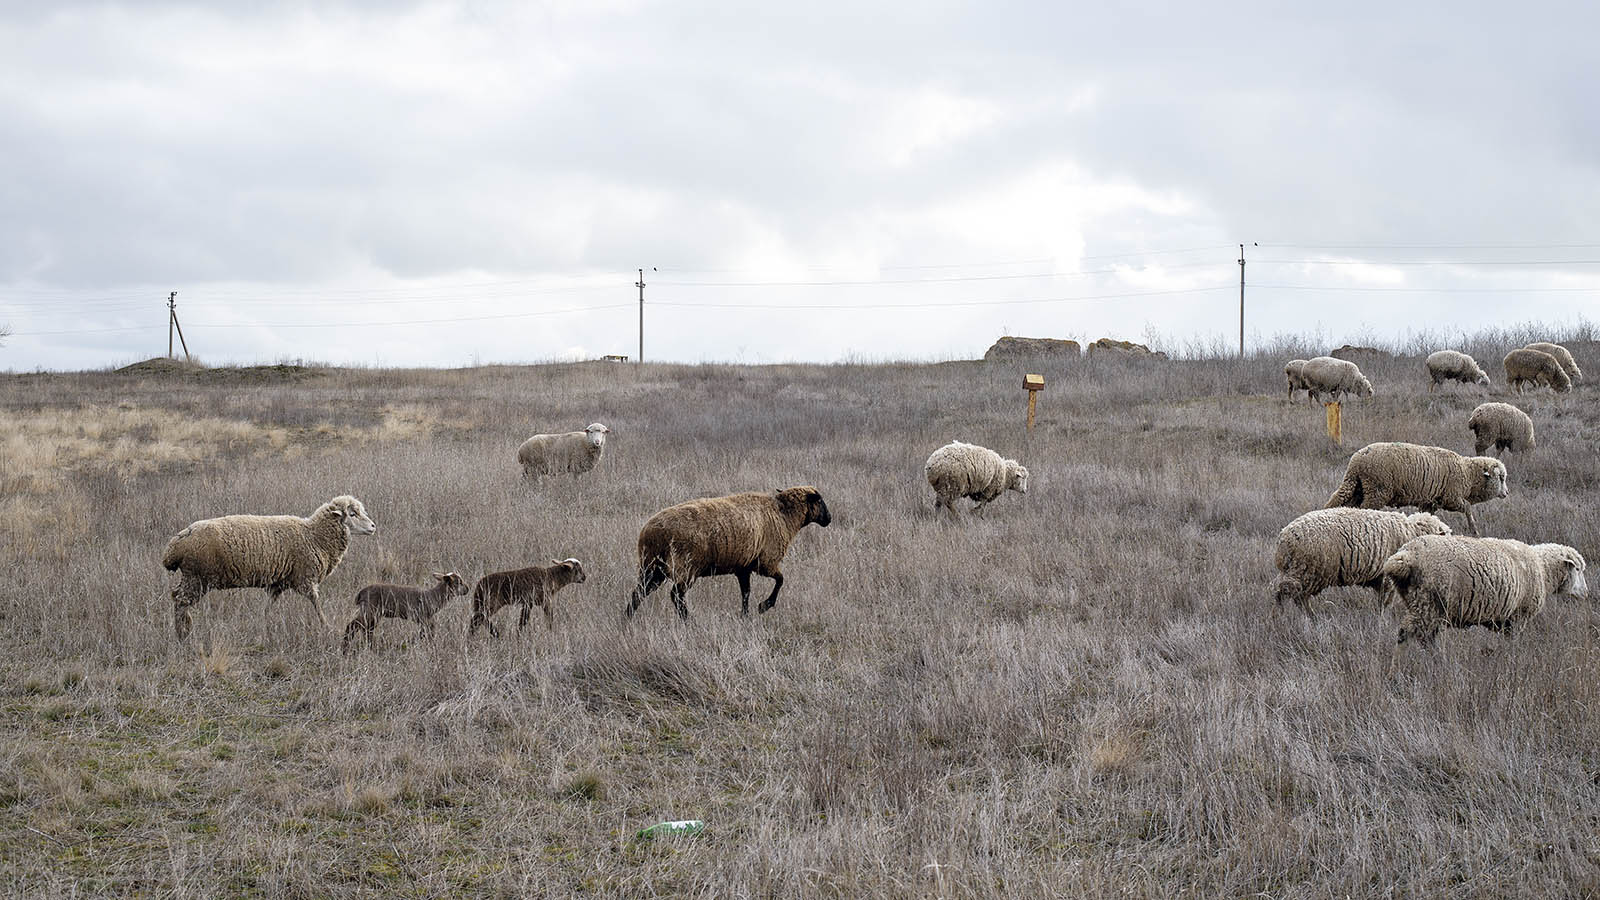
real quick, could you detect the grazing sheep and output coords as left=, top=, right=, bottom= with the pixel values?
left=162, top=495, right=376, bottom=639
left=1382, top=535, right=1587, bottom=650
left=1425, top=350, right=1490, bottom=391
left=1301, top=356, right=1374, bottom=403
left=1503, top=348, right=1571, bottom=394
left=1525, top=342, right=1582, bottom=385
left=924, top=441, right=1030, bottom=517
left=468, top=559, right=588, bottom=636
left=1284, top=359, right=1312, bottom=403
left=517, top=423, right=610, bottom=478
left=1467, top=402, right=1535, bottom=457
left=342, top=572, right=469, bottom=652
left=626, top=487, right=831, bottom=620
left=1325, top=442, right=1507, bottom=537
left=1273, top=509, right=1452, bottom=609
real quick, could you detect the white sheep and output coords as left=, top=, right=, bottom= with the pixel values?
left=162, top=495, right=377, bottom=639
left=517, top=423, right=610, bottom=478
left=1325, top=442, right=1507, bottom=537
left=1301, top=356, right=1374, bottom=403
left=1467, top=402, right=1534, bottom=457
left=1524, top=342, right=1582, bottom=385
left=1425, top=350, right=1490, bottom=391
left=1382, top=534, right=1587, bottom=650
left=1273, top=508, right=1452, bottom=609
left=924, top=441, right=1029, bottom=517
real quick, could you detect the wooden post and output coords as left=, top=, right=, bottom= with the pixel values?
left=1024, top=374, right=1044, bottom=431
left=1325, top=401, right=1341, bottom=445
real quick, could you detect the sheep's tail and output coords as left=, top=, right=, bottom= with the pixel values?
left=1380, top=548, right=1417, bottom=601
left=1325, top=474, right=1361, bottom=508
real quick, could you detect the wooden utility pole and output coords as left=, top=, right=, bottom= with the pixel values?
left=167, top=291, right=191, bottom=361
left=1024, top=374, right=1044, bottom=430
left=636, top=268, right=645, bottom=364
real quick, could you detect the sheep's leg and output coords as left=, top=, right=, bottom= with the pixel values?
left=341, top=611, right=374, bottom=654
left=518, top=598, right=534, bottom=631
left=757, top=572, right=784, bottom=614
left=669, top=582, right=690, bottom=620
left=627, top=565, right=667, bottom=618
left=294, top=583, right=332, bottom=633
left=736, top=571, right=753, bottom=617
left=543, top=599, right=555, bottom=631
left=1454, top=503, right=1480, bottom=537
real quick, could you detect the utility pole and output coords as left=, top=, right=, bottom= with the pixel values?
left=167, top=291, right=191, bottom=361
left=636, top=268, right=645, bottom=363
left=1237, top=244, right=1245, bottom=358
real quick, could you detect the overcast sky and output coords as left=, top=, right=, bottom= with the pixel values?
left=2, top=1, right=1598, bottom=369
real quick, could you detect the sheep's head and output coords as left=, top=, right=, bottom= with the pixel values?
left=585, top=423, right=611, bottom=445
left=325, top=496, right=377, bottom=535
left=1537, top=545, right=1587, bottom=599
left=1475, top=372, right=1491, bottom=386
left=1008, top=463, right=1030, bottom=495
left=433, top=571, right=469, bottom=596
left=778, top=486, right=830, bottom=528
left=1405, top=512, right=1452, bottom=537
left=553, top=558, right=587, bottom=583
left=1550, top=367, right=1573, bottom=393
left=1351, top=376, right=1374, bottom=398
left=1468, top=459, right=1509, bottom=502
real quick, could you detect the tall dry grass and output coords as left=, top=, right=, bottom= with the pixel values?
left=1, top=336, right=1599, bottom=897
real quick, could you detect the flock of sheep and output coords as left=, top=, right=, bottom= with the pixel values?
left=1273, top=342, right=1588, bottom=657
left=158, top=341, right=1587, bottom=661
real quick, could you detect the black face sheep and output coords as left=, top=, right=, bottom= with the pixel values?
left=162, top=495, right=376, bottom=639
left=1325, top=442, right=1507, bottom=537
left=342, top=571, right=469, bottom=652
left=1425, top=350, right=1490, bottom=392
left=1382, top=534, right=1587, bottom=651
left=924, top=441, right=1029, bottom=517
left=626, top=487, right=831, bottom=620
left=1524, top=342, right=1582, bottom=385
left=1467, top=402, right=1534, bottom=457
left=518, top=423, right=610, bottom=478
left=1503, top=348, right=1571, bottom=394
left=468, top=558, right=587, bottom=636
left=1273, top=508, right=1452, bottom=609
left=1284, top=359, right=1313, bottom=403
left=1300, top=356, right=1374, bottom=403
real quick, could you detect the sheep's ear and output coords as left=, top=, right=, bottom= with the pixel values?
left=549, top=559, right=562, bottom=567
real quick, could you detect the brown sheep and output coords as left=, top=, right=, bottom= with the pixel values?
left=342, top=572, right=469, bottom=652
left=626, top=486, right=831, bottom=620
left=1503, top=348, right=1571, bottom=394
left=468, top=559, right=588, bottom=636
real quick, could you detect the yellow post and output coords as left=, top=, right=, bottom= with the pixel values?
left=1024, top=374, right=1044, bottom=431
left=1325, top=401, right=1341, bottom=445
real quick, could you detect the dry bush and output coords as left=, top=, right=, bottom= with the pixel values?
left=1, top=331, right=1599, bottom=897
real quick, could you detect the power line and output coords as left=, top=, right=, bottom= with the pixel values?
left=9, top=303, right=635, bottom=336
left=1256, top=258, right=1600, bottom=266
left=652, top=286, right=1233, bottom=310
left=656, top=261, right=1225, bottom=288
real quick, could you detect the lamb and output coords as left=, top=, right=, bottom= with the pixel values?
left=1284, top=359, right=1313, bottom=403
left=1325, top=442, right=1507, bottom=537
left=1300, top=356, right=1374, bottom=403
left=1382, top=534, right=1586, bottom=650
left=1424, top=350, right=1490, bottom=391
left=1502, top=348, right=1571, bottom=394
left=924, top=441, right=1029, bottom=517
left=1467, top=402, right=1535, bottom=457
left=1524, top=342, right=1582, bottom=385
left=1273, top=508, right=1452, bottom=609
left=162, top=495, right=376, bottom=639
left=626, top=486, right=831, bottom=619
left=342, top=571, right=469, bottom=652
left=468, top=559, right=587, bottom=636
left=517, top=423, right=610, bottom=478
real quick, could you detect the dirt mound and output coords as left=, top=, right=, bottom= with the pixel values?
left=114, top=357, right=203, bottom=376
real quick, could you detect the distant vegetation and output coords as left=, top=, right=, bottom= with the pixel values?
left=0, top=325, right=1597, bottom=896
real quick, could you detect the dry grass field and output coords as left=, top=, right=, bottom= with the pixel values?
left=2, top=329, right=1600, bottom=898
